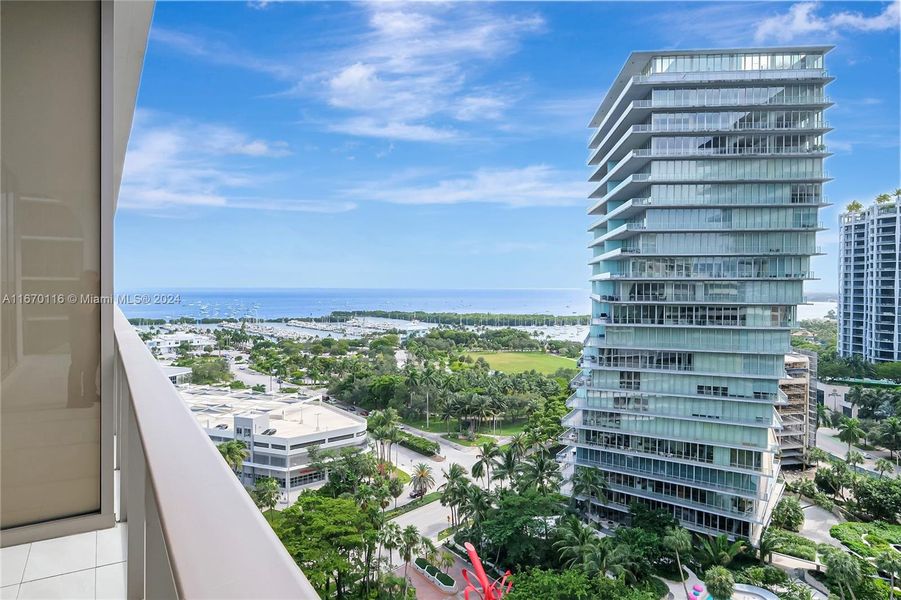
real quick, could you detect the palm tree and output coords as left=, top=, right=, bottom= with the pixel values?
left=399, top=525, right=422, bottom=600
left=369, top=408, right=401, bottom=464
left=875, top=550, right=901, bottom=600
left=697, top=534, right=747, bottom=569
left=837, top=418, right=865, bottom=454
left=251, top=476, right=280, bottom=512
left=876, top=193, right=893, bottom=204
left=473, top=398, right=493, bottom=436
left=553, top=516, right=603, bottom=573
left=217, top=440, right=249, bottom=473
left=757, top=527, right=779, bottom=565
left=879, top=417, right=901, bottom=463
left=438, top=550, right=456, bottom=574
left=508, top=432, right=528, bottom=459
left=420, top=537, right=438, bottom=566
left=570, top=467, right=608, bottom=524
left=845, top=450, right=865, bottom=504
left=471, top=440, right=500, bottom=491
left=411, top=463, right=436, bottom=496
left=420, top=364, right=439, bottom=428
left=387, top=426, right=403, bottom=466
left=663, top=527, right=692, bottom=600
left=377, top=521, right=401, bottom=573
left=518, top=451, right=561, bottom=496
left=705, top=566, right=735, bottom=600
left=831, top=461, right=852, bottom=501
left=876, top=457, right=895, bottom=479
left=491, top=446, right=519, bottom=490
left=403, top=365, right=420, bottom=411
left=824, top=549, right=861, bottom=600
left=460, top=485, right=491, bottom=553
left=438, top=395, right=456, bottom=434
left=846, top=200, right=863, bottom=213
left=846, top=387, right=866, bottom=412
left=440, top=463, right=469, bottom=527
left=808, top=447, right=829, bottom=468
left=388, top=477, right=404, bottom=510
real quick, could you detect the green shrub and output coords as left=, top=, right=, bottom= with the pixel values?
left=416, top=557, right=455, bottom=588
left=771, top=497, right=805, bottom=532
left=734, top=565, right=789, bottom=591
left=399, top=431, right=440, bottom=456
left=831, top=521, right=901, bottom=559
left=769, top=528, right=819, bottom=561
left=653, top=561, right=686, bottom=582
left=637, top=576, right=668, bottom=599
left=812, top=491, right=834, bottom=511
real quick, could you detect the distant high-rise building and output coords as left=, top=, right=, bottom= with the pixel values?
left=838, top=199, right=901, bottom=363
left=560, top=47, right=832, bottom=543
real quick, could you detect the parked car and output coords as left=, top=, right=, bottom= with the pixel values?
left=409, top=489, right=424, bottom=499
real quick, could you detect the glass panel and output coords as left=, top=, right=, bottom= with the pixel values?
left=1, top=1, right=102, bottom=528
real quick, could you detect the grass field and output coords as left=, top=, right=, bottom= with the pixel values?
left=467, top=351, right=577, bottom=375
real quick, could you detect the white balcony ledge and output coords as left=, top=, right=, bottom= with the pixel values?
left=113, top=308, right=317, bottom=599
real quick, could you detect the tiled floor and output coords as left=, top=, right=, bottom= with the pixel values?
left=1, top=523, right=126, bottom=599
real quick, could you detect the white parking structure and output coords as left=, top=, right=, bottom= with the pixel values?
left=181, top=386, right=369, bottom=492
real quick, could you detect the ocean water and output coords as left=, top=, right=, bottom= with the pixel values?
left=118, top=288, right=592, bottom=320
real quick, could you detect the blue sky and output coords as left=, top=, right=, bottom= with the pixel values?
left=116, top=0, right=900, bottom=294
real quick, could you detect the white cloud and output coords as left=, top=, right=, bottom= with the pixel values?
left=754, top=1, right=900, bottom=43
left=455, top=96, right=508, bottom=122
left=120, top=112, right=352, bottom=213
left=247, top=1, right=277, bottom=10
left=369, top=10, right=437, bottom=38
left=149, top=27, right=293, bottom=79
left=328, top=117, right=457, bottom=142
left=288, top=4, right=542, bottom=140
left=351, top=165, right=588, bottom=208
left=150, top=5, right=544, bottom=143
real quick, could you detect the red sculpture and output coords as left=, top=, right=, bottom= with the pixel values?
left=461, top=542, right=512, bottom=600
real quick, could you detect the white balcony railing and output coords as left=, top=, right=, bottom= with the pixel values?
left=114, top=308, right=317, bottom=599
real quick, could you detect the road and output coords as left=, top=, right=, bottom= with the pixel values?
left=817, top=426, right=901, bottom=475
left=392, top=498, right=452, bottom=540
left=218, top=350, right=276, bottom=389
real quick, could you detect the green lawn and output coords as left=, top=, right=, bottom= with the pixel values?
left=391, top=466, right=411, bottom=485
left=466, top=351, right=576, bottom=375
left=442, top=433, right=495, bottom=447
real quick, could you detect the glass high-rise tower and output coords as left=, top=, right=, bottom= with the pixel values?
left=838, top=199, right=901, bottom=363
left=560, top=47, right=832, bottom=543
